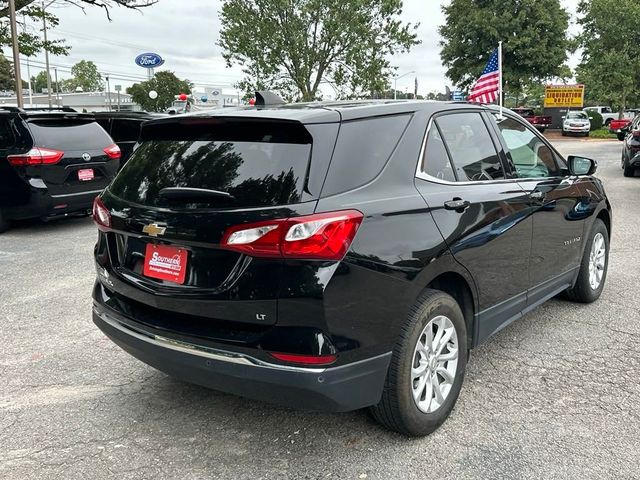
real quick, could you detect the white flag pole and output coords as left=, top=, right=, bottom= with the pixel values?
left=498, top=41, right=503, bottom=118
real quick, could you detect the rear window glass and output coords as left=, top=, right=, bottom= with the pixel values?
left=109, top=120, right=313, bottom=208
left=28, top=120, right=112, bottom=150
left=322, top=114, right=411, bottom=195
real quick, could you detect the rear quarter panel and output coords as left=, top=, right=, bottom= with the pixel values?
left=309, top=109, right=472, bottom=360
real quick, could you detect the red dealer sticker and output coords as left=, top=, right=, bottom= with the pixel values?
left=143, top=244, right=188, bottom=284
left=78, top=168, right=94, bottom=181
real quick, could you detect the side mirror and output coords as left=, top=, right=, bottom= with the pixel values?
left=568, top=155, right=597, bottom=176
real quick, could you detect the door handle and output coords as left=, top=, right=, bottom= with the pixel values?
left=444, top=198, right=470, bottom=212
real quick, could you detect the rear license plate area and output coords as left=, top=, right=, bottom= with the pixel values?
left=143, top=243, right=188, bottom=284
left=78, top=168, right=94, bottom=181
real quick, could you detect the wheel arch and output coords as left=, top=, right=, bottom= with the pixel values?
left=422, top=270, right=477, bottom=350
left=596, top=207, right=611, bottom=239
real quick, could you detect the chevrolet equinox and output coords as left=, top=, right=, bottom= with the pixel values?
left=92, top=100, right=611, bottom=436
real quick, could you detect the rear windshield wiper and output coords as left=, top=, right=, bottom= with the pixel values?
left=158, top=187, right=235, bottom=202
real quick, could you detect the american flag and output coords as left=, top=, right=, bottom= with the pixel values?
left=468, top=49, right=500, bottom=104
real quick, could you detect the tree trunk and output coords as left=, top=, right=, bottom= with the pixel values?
left=620, top=89, right=626, bottom=119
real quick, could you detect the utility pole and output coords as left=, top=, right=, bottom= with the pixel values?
left=22, top=14, right=33, bottom=106
left=54, top=67, right=60, bottom=105
left=42, top=1, right=54, bottom=108
left=9, top=0, right=24, bottom=108
left=105, top=75, right=111, bottom=111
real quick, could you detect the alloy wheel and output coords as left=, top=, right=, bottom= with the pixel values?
left=411, top=315, right=459, bottom=414
left=588, top=232, right=606, bottom=290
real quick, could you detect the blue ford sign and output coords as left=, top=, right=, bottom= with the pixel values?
left=135, top=53, right=165, bottom=69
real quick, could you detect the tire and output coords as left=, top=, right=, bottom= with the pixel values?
left=0, top=210, right=9, bottom=234
left=370, top=289, right=468, bottom=437
left=605, top=118, right=612, bottom=127
left=585, top=132, right=590, bottom=137
left=538, top=128, right=546, bottom=134
left=565, top=219, right=609, bottom=303
left=617, top=133, right=625, bottom=141
left=561, top=130, right=567, bottom=136
left=623, top=161, right=634, bottom=177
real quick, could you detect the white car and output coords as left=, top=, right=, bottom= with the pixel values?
left=562, top=111, right=591, bottom=137
left=584, top=106, right=617, bottom=126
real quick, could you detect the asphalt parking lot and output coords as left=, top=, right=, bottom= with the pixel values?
left=1, top=138, right=639, bottom=480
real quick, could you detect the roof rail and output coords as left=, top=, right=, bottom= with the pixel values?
left=255, top=90, right=286, bottom=107
left=22, top=106, right=78, bottom=113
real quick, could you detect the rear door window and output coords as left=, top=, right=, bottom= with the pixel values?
left=435, top=113, right=505, bottom=181
left=109, top=119, right=313, bottom=208
left=27, top=120, right=113, bottom=150
left=421, top=124, right=456, bottom=182
left=322, top=114, right=411, bottom=195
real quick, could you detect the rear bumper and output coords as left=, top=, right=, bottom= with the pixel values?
left=92, top=304, right=391, bottom=412
left=3, top=187, right=102, bottom=221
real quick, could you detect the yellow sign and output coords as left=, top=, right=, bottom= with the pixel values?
left=544, top=84, right=585, bottom=108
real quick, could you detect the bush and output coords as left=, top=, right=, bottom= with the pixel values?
left=585, top=110, right=603, bottom=130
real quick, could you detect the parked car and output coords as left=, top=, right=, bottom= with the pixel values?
left=91, top=100, right=611, bottom=436
left=562, top=111, right=591, bottom=136
left=620, top=113, right=640, bottom=177
left=93, top=111, right=165, bottom=168
left=610, top=118, right=632, bottom=139
left=584, top=106, right=617, bottom=126
left=511, top=107, right=552, bottom=132
left=0, top=106, right=120, bottom=233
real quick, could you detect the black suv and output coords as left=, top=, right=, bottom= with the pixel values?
left=619, top=113, right=640, bottom=177
left=0, top=107, right=120, bottom=232
left=93, top=111, right=165, bottom=168
left=91, top=101, right=611, bottom=436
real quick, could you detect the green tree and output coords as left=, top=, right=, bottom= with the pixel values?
left=126, top=71, right=192, bottom=112
left=439, top=0, right=571, bottom=96
left=575, top=0, right=640, bottom=115
left=219, top=0, right=420, bottom=101
left=0, top=52, right=14, bottom=90
left=63, top=60, right=104, bottom=92
left=31, top=69, right=59, bottom=93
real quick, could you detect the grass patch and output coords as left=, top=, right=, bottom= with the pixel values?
left=589, top=128, right=617, bottom=139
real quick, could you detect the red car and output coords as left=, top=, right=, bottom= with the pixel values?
left=512, top=108, right=552, bottom=133
left=609, top=118, right=632, bottom=140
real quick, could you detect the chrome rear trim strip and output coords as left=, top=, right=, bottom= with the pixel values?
left=94, top=307, right=327, bottom=373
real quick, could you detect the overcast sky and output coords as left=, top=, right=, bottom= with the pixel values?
left=21, top=0, right=581, bottom=97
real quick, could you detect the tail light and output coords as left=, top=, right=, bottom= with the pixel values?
left=632, top=130, right=640, bottom=138
left=221, top=210, right=363, bottom=261
left=92, top=197, right=111, bottom=229
left=268, top=352, right=337, bottom=365
left=7, top=147, right=64, bottom=166
left=103, top=143, right=121, bottom=160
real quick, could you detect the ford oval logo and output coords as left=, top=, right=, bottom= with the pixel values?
left=135, top=52, right=165, bottom=69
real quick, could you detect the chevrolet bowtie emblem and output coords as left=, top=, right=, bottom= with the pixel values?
left=142, top=223, right=167, bottom=237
